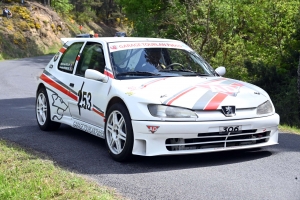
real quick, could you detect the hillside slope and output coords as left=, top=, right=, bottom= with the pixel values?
left=0, top=1, right=119, bottom=60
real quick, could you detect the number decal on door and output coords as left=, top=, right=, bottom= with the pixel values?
left=79, top=91, right=91, bottom=110
left=77, top=82, right=92, bottom=115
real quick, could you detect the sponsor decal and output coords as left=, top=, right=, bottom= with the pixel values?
left=59, top=62, right=74, bottom=72
left=125, top=91, right=134, bottom=96
left=73, top=121, right=104, bottom=137
left=128, top=86, right=137, bottom=91
left=109, top=42, right=191, bottom=52
left=147, top=125, right=160, bottom=133
left=51, top=92, right=68, bottom=120
left=110, top=45, right=117, bottom=50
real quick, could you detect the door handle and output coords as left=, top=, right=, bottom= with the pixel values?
left=69, top=83, right=74, bottom=87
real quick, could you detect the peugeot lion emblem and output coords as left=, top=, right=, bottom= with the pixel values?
left=221, top=106, right=236, bottom=117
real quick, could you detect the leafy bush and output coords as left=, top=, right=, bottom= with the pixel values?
left=13, top=32, right=26, bottom=47
left=245, top=61, right=300, bottom=126
left=18, top=21, right=29, bottom=31
left=3, top=19, right=14, bottom=31
left=10, top=5, right=31, bottom=20
left=35, top=22, right=41, bottom=29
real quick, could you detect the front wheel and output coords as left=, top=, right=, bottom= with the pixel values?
left=36, top=87, right=61, bottom=131
left=105, top=103, right=133, bottom=162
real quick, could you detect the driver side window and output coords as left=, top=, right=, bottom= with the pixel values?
left=75, top=42, right=106, bottom=76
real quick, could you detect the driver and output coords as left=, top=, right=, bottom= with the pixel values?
left=143, top=48, right=166, bottom=71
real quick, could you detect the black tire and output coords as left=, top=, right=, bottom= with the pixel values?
left=105, top=103, right=133, bottom=162
left=36, top=87, right=61, bottom=131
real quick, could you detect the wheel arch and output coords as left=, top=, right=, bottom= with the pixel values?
left=36, top=83, right=46, bottom=95
left=106, top=97, right=133, bottom=119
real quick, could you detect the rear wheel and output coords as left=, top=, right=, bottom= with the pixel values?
left=105, top=103, right=133, bottom=162
left=36, top=87, right=61, bottom=131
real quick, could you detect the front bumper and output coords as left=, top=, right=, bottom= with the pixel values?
left=131, top=113, right=279, bottom=156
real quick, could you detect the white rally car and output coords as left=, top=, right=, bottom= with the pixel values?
left=36, top=37, right=279, bottom=161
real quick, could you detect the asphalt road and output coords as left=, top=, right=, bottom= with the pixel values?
left=0, top=56, right=300, bottom=200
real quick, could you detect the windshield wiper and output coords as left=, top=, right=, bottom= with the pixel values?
left=159, top=69, right=210, bottom=76
left=116, top=71, right=160, bottom=76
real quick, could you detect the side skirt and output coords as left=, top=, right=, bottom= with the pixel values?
left=71, top=118, right=105, bottom=139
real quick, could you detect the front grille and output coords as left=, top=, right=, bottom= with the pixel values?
left=165, top=130, right=270, bottom=151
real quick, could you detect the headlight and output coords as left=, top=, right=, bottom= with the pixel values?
left=148, top=104, right=198, bottom=118
left=257, top=100, right=273, bottom=115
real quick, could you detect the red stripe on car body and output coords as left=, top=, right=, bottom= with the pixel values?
left=59, top=47, right=66, bottom=54
left=141, top=78, right=169, bottom=89
left=166, top=87, right=197, bottom=105
left=204, top=93, right=228, bottom=110
left=40, top=73, right=77, bottom=101
left=231, top=82, right=244, bottom=87
left=165, top=78, right=227, bottom=106
left=92, top=107, right=105, bottom=117
left=104, top=70, right=114, bottom=79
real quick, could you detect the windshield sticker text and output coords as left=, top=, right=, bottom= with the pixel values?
left=109, top=42, right=191, bottom=52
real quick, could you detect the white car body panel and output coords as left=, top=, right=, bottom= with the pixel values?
left=37, top=37, right=279, bottom=158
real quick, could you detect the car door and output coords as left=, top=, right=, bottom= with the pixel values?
left=68, top=42, right=111, bottom=130
left=46, top=42, right=84, bottom=121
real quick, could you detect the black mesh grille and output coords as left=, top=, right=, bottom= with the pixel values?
left=165, top=130, right=270, bottom=151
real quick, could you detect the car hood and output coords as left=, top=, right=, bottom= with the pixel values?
left=117, top=76, right=270, bottom=110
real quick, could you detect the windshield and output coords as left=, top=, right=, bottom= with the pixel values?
left=109, top=43, right=215, bottom=79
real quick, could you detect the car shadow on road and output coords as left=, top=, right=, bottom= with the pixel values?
left=0, top=97, right=299, bottom=175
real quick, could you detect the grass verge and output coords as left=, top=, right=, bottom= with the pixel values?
left=0, top=140, right=121, bottom=200
left=279, top=124, right=300, bottom=135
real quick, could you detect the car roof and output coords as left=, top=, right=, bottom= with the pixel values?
left=76, top=33, right=92, bottom=37
left=61, top=37, right=181, bottom=44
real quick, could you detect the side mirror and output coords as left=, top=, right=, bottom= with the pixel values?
left=215, top=66, right=226, bottom=76
left=85, top=69, right=108, bottom=82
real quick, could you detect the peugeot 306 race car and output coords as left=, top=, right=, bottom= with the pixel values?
left=36, top=37, right=279, bottom=162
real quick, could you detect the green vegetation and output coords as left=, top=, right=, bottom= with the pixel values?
left=118, top=0, right=300, bottom=128
left=0, top=140, right=120, bottom=200
left=0, top=3, right=64, bottom=60
left=279, top=125, right=300, bottom=135
left=1, top=0, right=300, bottom=127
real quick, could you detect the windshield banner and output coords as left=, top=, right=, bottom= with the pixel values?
left=108, top=41, right=192, bottom=52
